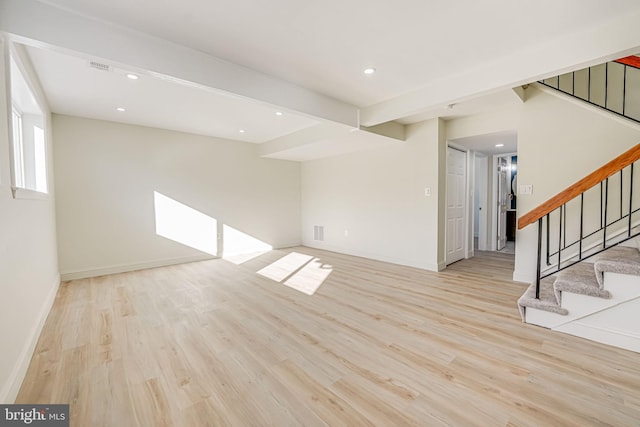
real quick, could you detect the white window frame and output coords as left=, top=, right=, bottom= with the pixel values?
left=11, top=106, right=25, bottom=189
left=8, top=46, right=49, bottom=200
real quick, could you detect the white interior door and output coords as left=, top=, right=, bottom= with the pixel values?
left=497, top=157, right=508, bottom=251
left=446, top=147, right=467, bottom=265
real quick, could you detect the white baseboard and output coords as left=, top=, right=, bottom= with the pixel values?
left=555, top=321, right=640, bottom=353
left=60, top=255, right=215, bottom=281
left=301, top=241, right=439, bottom=271
left=270, top=242, right=303, bottom=252
left=0, top=274, right=60, bottom=403
left=59, top=244, right=304, bottom=281
left=512, top=270, right=534, bottom=284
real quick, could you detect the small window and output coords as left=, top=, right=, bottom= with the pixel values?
left=9, top=50, right=48, bottom=195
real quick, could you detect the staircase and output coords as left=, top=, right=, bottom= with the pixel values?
left=517, top=144, right=640, bottom=353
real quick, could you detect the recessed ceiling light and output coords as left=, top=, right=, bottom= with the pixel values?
left=363, top=68, right=376, bottom=75
left=495, top=143, right=504, bottom=147
left=126, top=73, right=139, bottom=80
left=239, top=129, right=246, bottom=133
left=116, top=107, right=125, bottom=112
left=275, top=111, right=283, bottom=116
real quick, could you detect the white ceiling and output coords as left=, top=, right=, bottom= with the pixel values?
left=25, top=46, right=319, bottom=143
left=450, top=131, right=517, bottom=155
left=4, top=0, right=640, bottom=160
left=34, top=0, right=640, bottom=107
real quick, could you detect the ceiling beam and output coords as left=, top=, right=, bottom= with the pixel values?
left=360, top=8, right=640, bottom=126
left=258, top=122, right=352, bottom=158
left=0, top=0, right=359, bottom=127
left=259, top=121, right=404, bottom=161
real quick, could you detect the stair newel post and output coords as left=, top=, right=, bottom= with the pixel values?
left=536, top=218, right=543, bottom=299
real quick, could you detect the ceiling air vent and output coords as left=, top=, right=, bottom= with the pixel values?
left=89, top=61, right=111, bottom=72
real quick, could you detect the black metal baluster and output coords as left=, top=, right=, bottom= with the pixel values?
left=536, top=218, right=542, bottom=299
left=622, top=64, right=627, bottom=117
left=620, top=169, right=624, bottom=219
left=623, top=64, right=627, bottom=117
left=600, top=182, right=604, bottom=228
left=546, top=213, right=550, bottom=265
left=579, top=193, right=584, bottom=259
left=629, top=164, right=634, bottom=236
left=605, top=62, right=609, bottom=109
left=588, top=66, right=592, bottom=102
left=604, top=178, right=609, bottom=248
left=563, top=202, right=567, bottom=248
left=558, top=205, right=563, bottom=268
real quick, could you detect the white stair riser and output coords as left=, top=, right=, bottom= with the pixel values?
left=555, top=301, right=640, bottom=353
left=524, top=271, right=640, bottom=352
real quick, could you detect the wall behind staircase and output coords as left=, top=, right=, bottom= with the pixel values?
left=516, top=86, right=640, bottom=281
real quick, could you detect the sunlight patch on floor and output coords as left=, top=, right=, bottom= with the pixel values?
left=257, top=252, right=332, bottom=295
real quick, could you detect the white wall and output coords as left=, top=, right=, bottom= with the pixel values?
left=0, top=36, right=59, bottom=403
left=447, top=85, right=640, bottom=283
left=53, top=115, right=301, bottom=279
left=301, top=119, right=446, bottom=271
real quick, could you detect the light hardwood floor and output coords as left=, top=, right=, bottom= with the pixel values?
left=17, top=247, right=640, bottom=426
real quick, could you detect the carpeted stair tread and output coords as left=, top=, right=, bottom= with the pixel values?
left=517, top=278, right=567, bottom=321
left=592, top=246, right=640, bottom=286
left=554, top=262, right=611, bottom=299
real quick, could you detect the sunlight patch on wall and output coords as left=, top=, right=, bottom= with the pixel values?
left=257, top=252, right=332, bottom=295
left=222, top=224, right=272, bottom=264
left=154, top=191, right=218, bottom=255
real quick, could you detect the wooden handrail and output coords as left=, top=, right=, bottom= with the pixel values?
left=518, top=144, right=640, bottom=229
left=615, top=56, right=640, bottom=69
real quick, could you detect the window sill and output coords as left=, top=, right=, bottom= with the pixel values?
left=12, top=187, right=49, bottom=200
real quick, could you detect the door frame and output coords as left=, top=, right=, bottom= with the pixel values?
left=492, top=152, right=517, bottom=251
left=474, top=153, right=489, bottom=251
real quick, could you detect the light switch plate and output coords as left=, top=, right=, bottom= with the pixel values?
left=519, top=184, right=533, bottom=195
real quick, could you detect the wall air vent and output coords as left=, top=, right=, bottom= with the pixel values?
left=89, top=61, right=111, bottom=72
left=313, top=225, right=324, bottom=241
